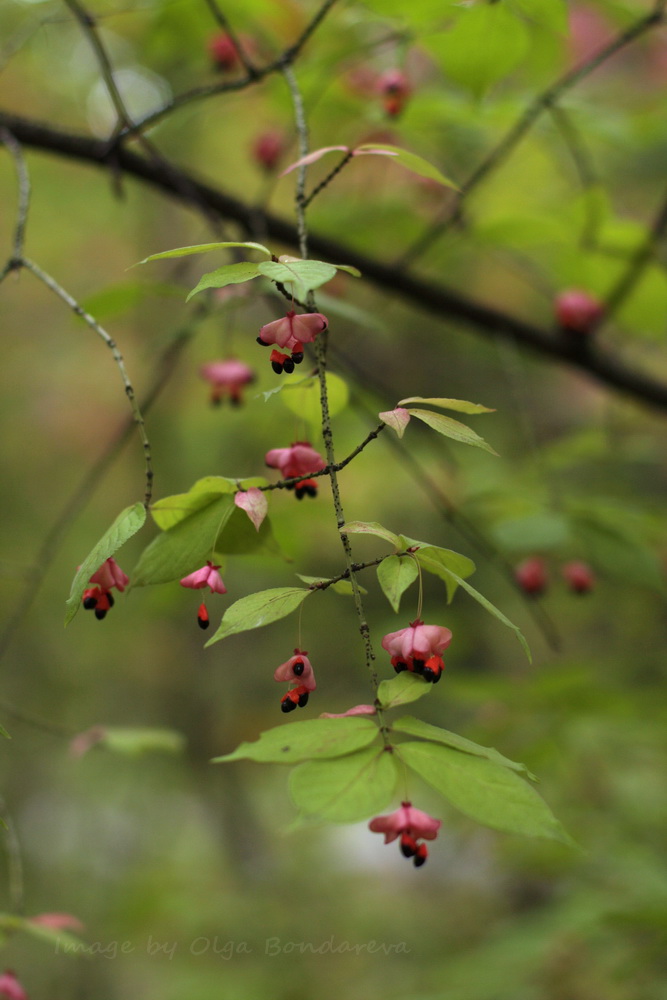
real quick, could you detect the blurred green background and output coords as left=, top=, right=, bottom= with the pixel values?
left=1, top=0, right=667, bottom=996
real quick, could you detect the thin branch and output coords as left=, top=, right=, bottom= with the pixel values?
left=283, top=63, right=387, bottom=716
left=3, top=112, right=667, bottom=412
left=303, top=150, right=354, bottom=210
left=548, top=105, right=603, bottom=249
left=402, top=1, right=667, bottom=264
left=308, top=556, right=388, bottom=591
left=202, top=0, right=258, bottom=78
left=602, top=182, right=667, bottom=320
left=21, top=258, right=154, bottom=507
left=118, top=0, right=341, bottom=137
left=0, top=795, right=24, bottom=914
left=0, top=129, right=30, bottom=263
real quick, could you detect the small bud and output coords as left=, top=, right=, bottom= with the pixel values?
left=253, top=130, right=286, bottom=172
left=562, top=560, right=596, bottom=594
left=515, top=557, right=548, bottom=596
left=554, top=289, right=604, bottom=335
left=208, top=32, right=239, bottom=72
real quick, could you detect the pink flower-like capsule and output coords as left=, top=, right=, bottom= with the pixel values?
left=515, top=557, right=548, bottom=597
left=562, top=560, right=596, bottom=595
left=369, top=801, right=441, bottom=868
left=253, top=129, right=286, bottom=172
left=89, top=557, right=129, bottom=593
left=377, top=69, right=412, bottom=118
left=265, top=442, right=327, bottom=500
left=180, top=561, right=227, bottom=630
left=274, top=649, right=316, bottom=713
left=554, top=289, right=604, bottom=334
left=381, top=619, right=452, bottom=684
left=257, top=311, right=328, bottom=374
left=0, top=970, right=28, bottom=1000
left=208, top=32, right=239, bottom=71
left=200, top=359, right=255, bottom=406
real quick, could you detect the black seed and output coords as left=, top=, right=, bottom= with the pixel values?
left=283, top=358, right=295, bottom=374
left=211, top=397, right=222, bottom=407
left=412, top=659, right=425, bottom=674
left=394, top=661, right=407, bottom=674
left=305, top=485, right=317, bottom=497
left=400, top=838, right=417, bottom=858
left=422, top=668, right=436, bottom=683
left=230, top=396, right=241, bottom=407
left=281, top=698, right=297, bottom=713
left=83, top=596, right=97, bottom=610
left=297, top=691, right=309, bottom=707
left=271, top=360, right=283, bottom=375
left=107, top=592, right=115, bottom=607
left=94, top=609, right=107, bottom=621
left=413, top=854, right=427, bottom=868
left=256, top=337, right=269, bottom=346
left=293, top=660, right=304, bottom=676
left=291, top=352, right=304, bottom=365
left=295, top=489, right=305, bottom=500
left=285, top=481, right=295, bottom=490
left=432, top=670, right=442, bottom=684
left=198, top=617, right=210, bottom=630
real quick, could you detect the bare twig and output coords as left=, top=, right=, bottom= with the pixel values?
left=0, top=129, right=30, bottom=266
left=202, top=0, right=258, bottom=78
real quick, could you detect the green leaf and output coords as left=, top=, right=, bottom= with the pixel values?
left=377, top=554, right=418, bottom=612
left=65, top=502, right=146, bottom=624
left=213, top=717, right=380, bottom=764
left=434, top=565, right=531, bottom=661
left=133, top=495, right=234, bottom=586
left=0, top=723, right=10, bottom=739
left=289, top=748, right=398, bottom=823
left=101, top=727, right=186, bottom=756
left=138, top=241, right=271, bottom=263
left=400, top=539, right=475, bottom=604
left=279, top=371, right=349, bottom=424
left=397, top=742, right=571, bottom=843
left=205, top=587, right=311, bottom=644
left=406, top=408, right=498, bottom=455
left=424, top=5, right=530, bottom=99
left=355, top=144, right=458, bottom=190
left=377, top=673, right=432, bottom=710
left=151, top=489, right=230, bottom=532
left=398, top=396, right=495, bottom=414
left=258, top=259, right=337, bottom=298
left=509, top=0, right=567, bottom=33
left=186, top=261, right=261, bottom=301
left=391, top=716, right=535, bottom=778
left=340, top=521, right=401, bottom=548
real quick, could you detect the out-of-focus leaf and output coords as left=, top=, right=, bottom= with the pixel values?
left=280, top=371, right=348, bottom=424
left=100, top=727, right=186, bottom=756
left=493, top=513, right=571, bottom=553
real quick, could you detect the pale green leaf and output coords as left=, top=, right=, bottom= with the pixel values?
left=213, top=717, right=380, bottom=764
left=391, top=716, right=535, bottom=778
left=355, top=144, right=458, bottom=190
left=340, top=521, right=401, bottom=548
left=377, top=554, right=418, bottom=612
left=424, top=5, right=530, bottom=98
left=151, top=477, right=267, bottom=531
left=398, top=396, right=495, bottom=414
left=186, top=261, right=261, bottom=301
left=205, top=587, right=310, bottom=644
left=406, top=408, right=498, bottom=455
left=257, top=259, right=337, bottom=296
left=0, top=723, right=10, bottom=739
left=509, top=0, right=568, bottom=33
left=289, top=747, right=398, bottom=822
left=138, top=241, right=271, bottom=263
left=399, top=539, right=475, bottom=604
left=65, top=503, right=146, bottom=624
left=101, top=727, right=186, bottom=756
left=493, top=513, right=571, bottom=553
left=280, top=371, right=348, bottom=424
left=433, top=563, right=531, bottom=660
left=133, top=496, right=234, bottom=586
left=397, top=742, right=571, bottom=843
left=377, top=673, right=432, bottom=710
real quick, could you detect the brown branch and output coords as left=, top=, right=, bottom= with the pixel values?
left=3, top=111, right=667, bottom=412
